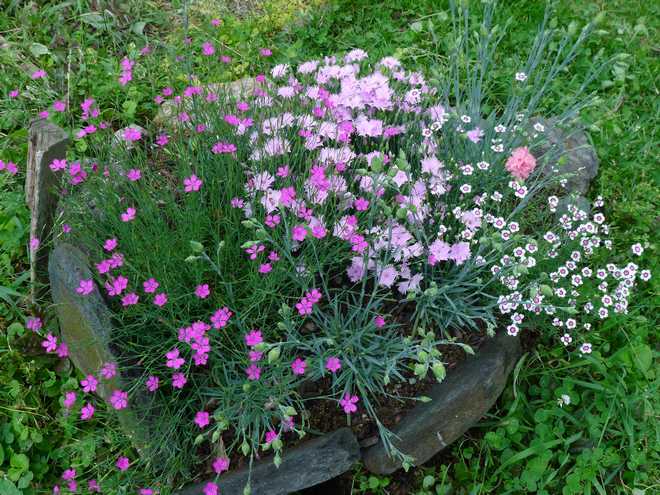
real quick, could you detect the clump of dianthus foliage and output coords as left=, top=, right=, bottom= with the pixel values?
left=16, top=2, right=650, bottom=493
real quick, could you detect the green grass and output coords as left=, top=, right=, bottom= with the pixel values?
left=0, top=0, right=657, bottom=493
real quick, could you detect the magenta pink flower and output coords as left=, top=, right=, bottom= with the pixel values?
left=62, top=469, right=76, bottom=481
left=339, top=394, right=359, bottom=414
left=103, top=238, right=118, bottom=251
left=212, top=457, right=230, bottom=474
left=201, top=41, right=215, bottom=56
left=166, top=348, right=185, bottom=369
left=312, top=225, right=327, bottom=239
left=50, top=159, right=67, bottom=171
left=120, top=207, right=136, bottom=222
left=31, top=69, right=46, bottom=79
left=246, top=364, right=261, bottom=380
left=245, top=329, right=263, bottom=347
left=211, top=307, right=233, bottom=329
left=56, top=342, right=69, bottom=358
left=172, top=372, right=187, bottom=389
left=116, top=456, right=130, bottom=471
left=265, top=214, right=281, bottom=228
left=42, top=333, right=58, bottom=353
left=203, top=482, right=219, bottom=495
left=96, top=259, right=111, bottom=274
left=127, top=169, right=141, bottom=181
left=296, top=289, right=321, bottom=316
left=211, top=18, right=221, bottom=26
left=194, top=411, right=210, bottom=428
left=156, top=134, right=169, bottom=146
left=260, top=48, right=273, bottom=57
left=153, top=292, right=168, bottom=306
left=195, top=284, right=210, bottom=298
left=63, top=391, right=76, bottom=409
left=121, top=292, right=139, bottom=306
left=100, top=361, right=117, bottom=379
left=80, top=403, right=95, bottom=420
left=184, top=174, right=203, bottom=192
left=291, top=358, right=307, bottom=376
left=143, top=278, right=159, bottom=293
left=26, top=316, right=42, bottom=332
left=505, top=146, right=537, bottom=180
left=139, top=489, right=154, bottom=495
left=292, top=225, right=307, bottom=241
left=110, top=390, right=128, bottom=410
left=259, top=263, right=272, bottom=274
left=30, top=237, right=40, bottom=251
left=374, top=315, right=386, bottom=328
left=88, top=480, right=100, bottom=493
left=123, top=127, right=141, bottom=142
left=1, top=161, right=18, bottom=174
left=268, top=251, right=280, bottom=262
left=265, top=430, right=278, bottom=443
left=81, top=374, right=98, bottom=393
left=211, top=141, right=237, bottom=154
left=354, top=197, right=370, bottom=211
left=325, top=357, right=342, bottom=373
left=105, top=275, right=128, bottom=296
left=53, top=100, right=66, bottom=112
left=146, top=375, right=159, bottom=392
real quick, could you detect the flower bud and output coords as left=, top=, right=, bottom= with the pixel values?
left=189, top=241, right=204, bottom=253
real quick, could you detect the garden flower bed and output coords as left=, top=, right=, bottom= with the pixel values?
left=14, top=3, right=651, bottom=494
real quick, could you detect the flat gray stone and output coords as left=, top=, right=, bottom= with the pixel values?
left=154, top=78, right=257, bottom=127
left=362, top=332, right=521, bottom=474
left=48, top=243, right=150, bottom=449
left=177, top=428, right=360, bottom=495
left=26, top=120, right=68, bottom=294
left=534, top=117, right=599, bottom=195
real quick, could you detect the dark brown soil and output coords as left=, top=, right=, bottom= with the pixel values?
left=303, top=327, right=489, bottom=445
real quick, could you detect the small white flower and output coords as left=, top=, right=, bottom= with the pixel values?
left=557, top=394, right=571, bottom=407
left=515, top=72, right=528, bottom=82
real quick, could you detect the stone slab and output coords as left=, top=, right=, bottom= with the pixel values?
left=362, top=332, right=521, bottom=474
left=26, top=120, right=69, bottom=293
left=177, top=428, right=360, bottom=495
